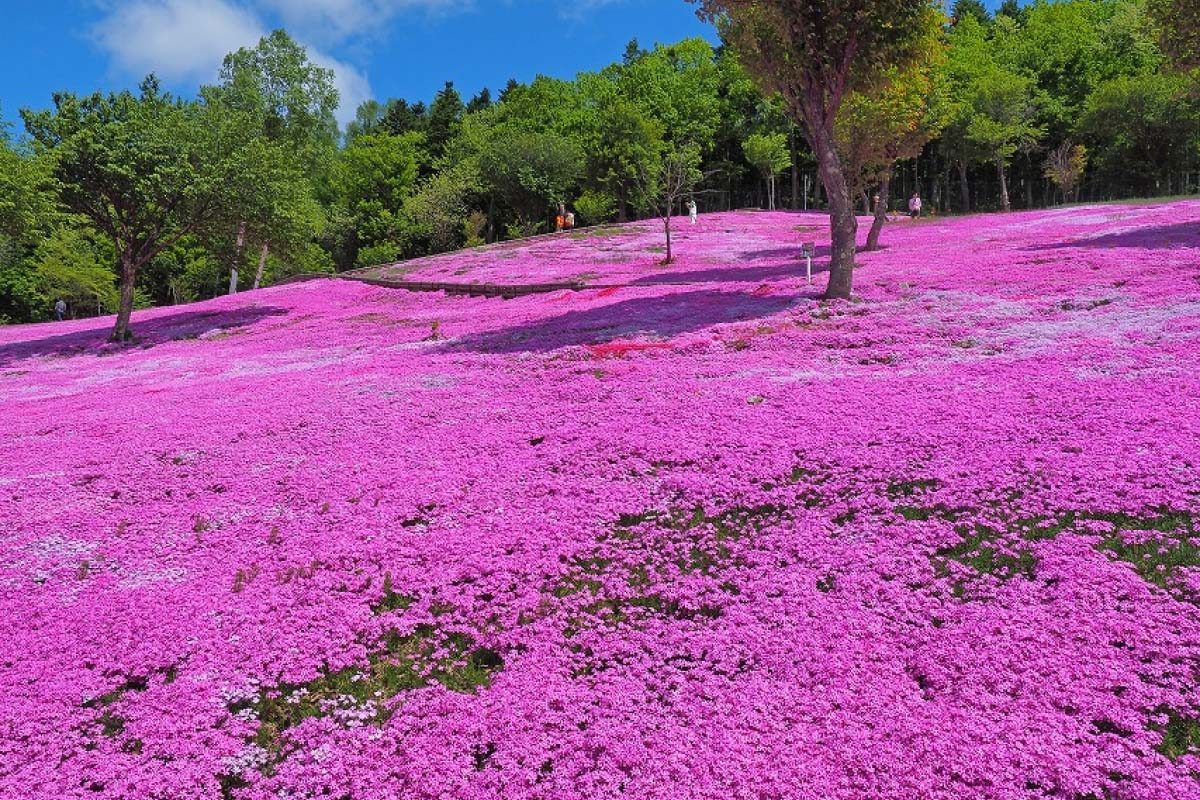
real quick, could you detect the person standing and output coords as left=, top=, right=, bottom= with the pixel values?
left=53, top=298, right=66, bottom=321
left=687, top=199, right=698, bottom=225
left=564, top=210, right=575, bottom=231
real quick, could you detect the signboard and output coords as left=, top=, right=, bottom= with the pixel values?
left=800, top=242, right=816, bottom=283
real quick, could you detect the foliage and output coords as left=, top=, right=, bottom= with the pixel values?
left=1043, top=142, right=1089, bottom=201
left=742, top=132, right=791, bottom=209
left=32, top=227, right=118, bottom=315
left=403, top=163, right=481, bottom=256
left=951, top=0, right=989, bottom=26
left=1077, top=71, right=1200, bottom=194
left=693, top=0, right=942, bottom=299
left=216, top=29, right=339, bottom=167
left=478, top=130, right=584, bottom=231
left=573, top=190, right=618, bottom=226
left=22, top=78, right=286, bottom=340
left=334, top=131, right=425, bottom=255
left=1148, top=0, right=1200, bottom=69
left=210, top=30, right=335, bottom=291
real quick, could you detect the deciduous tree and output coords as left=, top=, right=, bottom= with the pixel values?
left=742, top=132, right=791, bottom=210
left=23, top=78, right=282, bottom=341
left=692, top=0, right=939, bottom=299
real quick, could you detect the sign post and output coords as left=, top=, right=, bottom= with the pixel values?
left=799, top=242, right=815, bottom=283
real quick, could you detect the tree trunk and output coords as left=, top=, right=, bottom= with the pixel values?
left=111, top=251, right=137, bottom=343
left=958, top=161, right=971, bottom=213
left=997, top=159, right=1011, bottom=212
left=790, top=130, right=800, bottom=210
left=663, top=212, right=673, bottom=264
left=810, top=124, right=857, bottom=300
left=253, top=242, right=270, bottom=290
left=229, top=221, right=246, bottom=295
left=865, top=171, right=892, bottom=252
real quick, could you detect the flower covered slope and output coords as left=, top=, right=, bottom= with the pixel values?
left=2, top=202, right=1200, bottom=800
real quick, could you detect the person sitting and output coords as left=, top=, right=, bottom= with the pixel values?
left=908, top=192, right=923, bottom=219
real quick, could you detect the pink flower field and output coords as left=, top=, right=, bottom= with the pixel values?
left=2, top=202, right=1200, bottom=800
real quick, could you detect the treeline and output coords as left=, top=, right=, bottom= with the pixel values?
left=0, top=0, right=1197, bottom=327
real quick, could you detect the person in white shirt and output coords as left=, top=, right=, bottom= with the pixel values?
left=687, top=199, right=698, bottom=225
left=908, top=192, right=923, bottom=219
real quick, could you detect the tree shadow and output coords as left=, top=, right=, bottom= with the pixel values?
left=632, top=245, right=831, bottom=286
left=1024, top=222, right=1200, bottom=251
left=0, top=305, right=290, bottom=369
left=447, top=289, right=801, bottom=354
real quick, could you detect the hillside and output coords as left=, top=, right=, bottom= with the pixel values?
left=2, top=202, right=1200, bottom=799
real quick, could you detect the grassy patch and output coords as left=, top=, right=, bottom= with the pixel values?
left=568, top=226, right=639, bottom=240
left=1088, top=510, right=1198, bottom=600
left=224, top=625, right=503, bottom=783
left=1152, top=706, right=1200, bottom=760
left=931, top=524, right=1039, bottom=597
left=371, top=571, right=416, bottom=614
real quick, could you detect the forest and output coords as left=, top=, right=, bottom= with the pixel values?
left=0, top=0, right=1197, bottom=324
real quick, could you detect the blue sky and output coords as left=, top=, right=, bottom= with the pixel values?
left=0, top=1, right=719, bottom=131
left=1, top=0, right=1016, bottom=133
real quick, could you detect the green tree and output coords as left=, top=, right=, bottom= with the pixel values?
left=404, top=163, right=481, bottom=255
left=427, top=81, right=465, bottom=161
left=345, top=99, right=385, bottom=143
left=32, top=228, right=118, bottom=317
left=693, top=0, right=939, bottom=299
left=577, top=74, right=666, bottom=221
left=951, top=0, right=990, bottom=26
left=478, top=130, right=583, bottom=236
left=212, top=29, right=337, bottom=293
left=742, top=132, right=791, bottom=210
left=466, top=88, right=493, bottom=114
left=382, top=99, right=429, bottom=137
left=0, top=114, right=60, bottom=322
left=1149, top=0, right=1200, bottom=69
left=1078, top=71, right=1200, bottom=195
left=996, top=0, right=1026, bottom=24
left=965, top=66, right=1043, bottom=211
left=22, top=78, right=283, bottom=341
left=614, top=38, right=722, bottom=151
left=838, top=39, right=948, bottom=249
left=333, top=131, right=426, bottom=266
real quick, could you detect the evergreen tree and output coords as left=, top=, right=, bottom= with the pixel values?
left=427, top=81, right=465, bottom=160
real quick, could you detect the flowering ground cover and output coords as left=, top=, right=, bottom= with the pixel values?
left=2, top=201, right=1200, bottom=799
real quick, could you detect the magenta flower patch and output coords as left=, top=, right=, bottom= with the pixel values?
left=2, top=202, right=1200, bottom=799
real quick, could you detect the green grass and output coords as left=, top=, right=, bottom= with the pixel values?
left=223, top=624, right=503, bottom=784
left=567, top=226, right=640, bottom=240
left=1088, top=511, right=1198, bottom=599
left=1153, top=706, right=1200, bottom=760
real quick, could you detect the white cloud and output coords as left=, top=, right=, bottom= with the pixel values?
left=92, top=0, right=265, bottom=84
left=308, top=52, right=374, bottom=126
left=259, top=0, right=470, bottom=45
left=90, top=0, right=374, bottom=126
